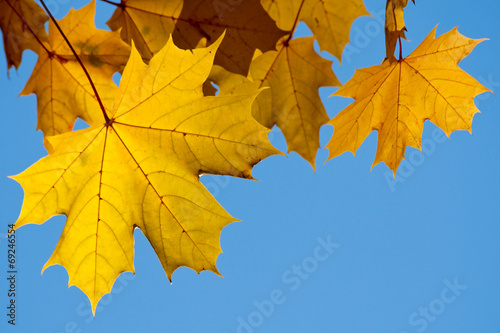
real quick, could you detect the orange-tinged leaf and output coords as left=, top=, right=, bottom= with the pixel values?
left=385, top=0, right=414, bottom=62
left=12, top=34, right=278, bottom=313
left=249, top=36, right=340, bottom=168
left=21, top=1, right=130, bottom=136
left=172, top=0, right=289, bottom=75
left=261, top=0, right=369, bottom=61
left=0, top=0, right=48, bottom=69
left=106, top=0, right=183, bottom=62
left=326, top=27, right=489, bottom=173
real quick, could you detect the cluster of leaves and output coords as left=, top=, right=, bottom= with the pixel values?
left=1, top=0, right=488, bottom=312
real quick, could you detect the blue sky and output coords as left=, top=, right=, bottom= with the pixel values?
left=1, top=0, right=499, bottom=332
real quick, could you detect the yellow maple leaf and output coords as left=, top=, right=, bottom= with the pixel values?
left=326, top=27, right=489, bottom=173
left=0, top=0, right=48, bottom=69
left=250, top=36, right=340, bottom=168
left=11, top=33, right=278, bottom=313
left=261, top=0, right=369, bottom=61
left=385, top=0, right=415, bottom=62
left=21, top=1, right=130, bottom=137
left=106, top=0, right=182, bottom=62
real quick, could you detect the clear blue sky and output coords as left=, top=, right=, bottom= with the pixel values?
left=1, top=0, right=499, bottom=332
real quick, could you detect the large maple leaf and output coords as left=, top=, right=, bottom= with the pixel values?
left=326, top=27, right=489, bottom=173
left=0, top=0, right=48, bottom=69
left=261, top=0, right=369, bottom=61
left=11, top=35, right=278, bottom=312
left=21, top=1, right=130, bottom=136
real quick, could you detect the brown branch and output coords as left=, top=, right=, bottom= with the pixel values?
left=284, top=0, right=306, bottom=45
left=398, top=36, right=402, bottom=60
left=100, top=0, right=122, bottom=8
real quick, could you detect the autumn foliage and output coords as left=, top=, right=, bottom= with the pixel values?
left=1, top=0, right=488, bottom=312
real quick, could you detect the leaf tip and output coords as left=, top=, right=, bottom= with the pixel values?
left=211, top=266, right=224, bottom=278
left=206, top=29, right=226, bottom=54
left=309, top=160, right=317, bottom=173
left=241, top=168, right=255, bottom=180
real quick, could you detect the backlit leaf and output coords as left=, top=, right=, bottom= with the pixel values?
left=249, top=36, right=340, bottom=168
left=261, top=0, right=369, bottom=61
left=0, top=0, right=48, bottom=69
left=327, top=27, right=489, bottom=173
left=173, top=0, right=289, bottom=75
left=12, top=34, right=278, bottom=313
left=106, top=0, right=182, bottom=62
left=21, top=0, right=130, bottom=136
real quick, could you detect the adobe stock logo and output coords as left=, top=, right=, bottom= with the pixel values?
left=385, top=128, right=448, bottom=192
left=400, top=278, right=467, bottom=333
left=343, top=9, right=385, bottom=64
left=227, top=236, right=340, bottom=333
left=212, top=0, right=244, bottom=21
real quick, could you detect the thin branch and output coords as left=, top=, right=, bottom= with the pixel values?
left=100, top=0, right=122, bottom=7
left=284, top=0, right=306, bottom=45
left=398, top=36, right=402, bottom=60
left=39, top=0, right=111, bottom=124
